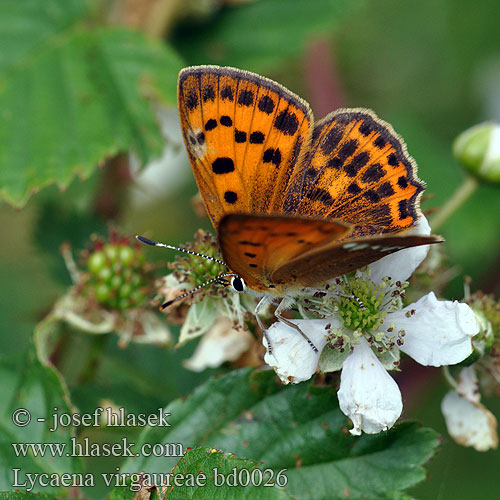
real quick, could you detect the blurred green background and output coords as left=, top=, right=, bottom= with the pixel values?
left=1, top=0, right=499, bottom=498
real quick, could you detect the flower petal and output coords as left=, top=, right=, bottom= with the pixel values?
left=367, top=215, right=431, bottom=284
left=178, top=297, right=219, bottom=345
left=338, top=337, right=402, bottom=435
left=183, top=317, right=251, bottom=372
left=441, top=390, right=498, bottom=451
left=264, top=319, right=334, bottom=384
left=389, top=292, right=478, bottom=366
left=456, top=365, right=481, bottom=403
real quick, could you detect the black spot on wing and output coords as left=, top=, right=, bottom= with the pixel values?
left=376, top=182, right=395, bottom=198
left=399, top=199, right=409, bottom=219
left=348, top=182, right=362, bottom=195
left=239, top=240, right=262, bottom=247
left=258, top=95, right=275, bottom=114
left=205, top=119, right=217, bottom=131
left=202, top=86, right=215, bottom=102
left=263, top=148, right=281, bottom=167
left=320, top=126, right=343, bottom=155
left=238, top=90, right=254, bottom=106
left=186, top=92, right=198, bottom=110
left=344, top=152, right=370, bottom=177
left=220, top=115, right=232, bottom=127
left=374, top=136, right=387, bottom=148
left=306, top=187, right=334, bottom=205
left=212, top=157, right=234, bottom=174
left=387, top=153, right=398, bottom=166
left=364, top=190, right=380, bottom=203
left=221, top=86, right=233, bottom=101
left=274, top=110, right=299, bottom=135
left=327, top=157, right=343, bottom=169
left=362, top=163, right=385, bottom=183
left=359, top=121, right=372, bottom=136
left=244, top=252, right=256, bottom=258
left=249, top=131, right=265, bottom=144
left=235, top=130, right=247, bottom=143
left=224, top=191, right=238, bottom=204
left=338, top=140, right=358, bottom=160
left=398, top=176, right=408, bottom=189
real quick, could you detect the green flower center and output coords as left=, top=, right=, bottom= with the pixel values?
left=302, top=274, right=408, bottom=364
left=336, top=277, right=387, bottom=332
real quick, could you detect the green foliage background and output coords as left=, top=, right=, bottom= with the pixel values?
left=1, top=0, right=499, bottom=498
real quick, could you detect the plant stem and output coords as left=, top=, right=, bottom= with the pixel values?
left=430, top=175, right=479, bottom=231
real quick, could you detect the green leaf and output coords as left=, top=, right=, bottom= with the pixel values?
left=121, top=368, right=439, bottom=500
left=173, top=0, right=360, bottom=73
left=108, top=448, right=291, bottom=499
left=0, top=350, right=79, bottom=493
left=0, top=0, right=183, bottom=207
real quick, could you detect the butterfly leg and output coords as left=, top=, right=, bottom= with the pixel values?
left=255, top=296, right=275, bottom=355
left=275, top=298, right=319, bottom=353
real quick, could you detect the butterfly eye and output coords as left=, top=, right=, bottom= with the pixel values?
left=230, top=276, right=246, bottom=293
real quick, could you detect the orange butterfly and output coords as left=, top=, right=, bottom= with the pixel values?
left=140, top=66, right=441, bottom=350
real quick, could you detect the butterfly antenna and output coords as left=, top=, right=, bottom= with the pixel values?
left=136, top=235, right=227, bottom=266
left=335, top=278, right=367, bottom=310
left=161, top=272, right=237, bottom=309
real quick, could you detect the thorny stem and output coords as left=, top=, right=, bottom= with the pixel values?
left=430, top=175, right=479, bottom=231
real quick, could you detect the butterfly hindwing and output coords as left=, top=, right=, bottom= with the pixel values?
left=271, top=233, right=443, bottom=289
left=282, top=108, right=425, bottom=237
left=218, top=213, right=352, bottom=292
left=178, top=66, right=314, bottom=229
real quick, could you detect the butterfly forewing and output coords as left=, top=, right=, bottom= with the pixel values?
left=218, top=214, right=352, bottom=292
left=282, top=109, right=424, bottom=237
left=178, top=66, right=313, bottom=229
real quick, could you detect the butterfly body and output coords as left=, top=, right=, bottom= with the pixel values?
left=177, top=66, right=441, bottom=298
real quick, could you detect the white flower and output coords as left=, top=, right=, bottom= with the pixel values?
left=264, top=216, right=479, bottom=435
left=441, top=366, right=498, bottom=451
left=183, top=317, right=252, bottom=372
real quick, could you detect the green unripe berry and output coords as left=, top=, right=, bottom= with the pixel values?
left=118, top=246, right=135, bottom=266
left=87, top=251, right=106, bottom=273
left=119, top=283, right=133, bottom=299
left=110, top=275, right=122, bottom=290
left=95, top=283, right=111, bottom=303
left=104, top=244, right=119, bottom=261
left=97, top=267, right=112, bottom=282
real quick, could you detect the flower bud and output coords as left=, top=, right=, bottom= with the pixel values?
left=453, top=122, right=500, bottom=184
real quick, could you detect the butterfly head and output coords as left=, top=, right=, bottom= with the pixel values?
left=136, top=234, right=250, bottom=308
left=228, top=274, right=246, bottom=293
